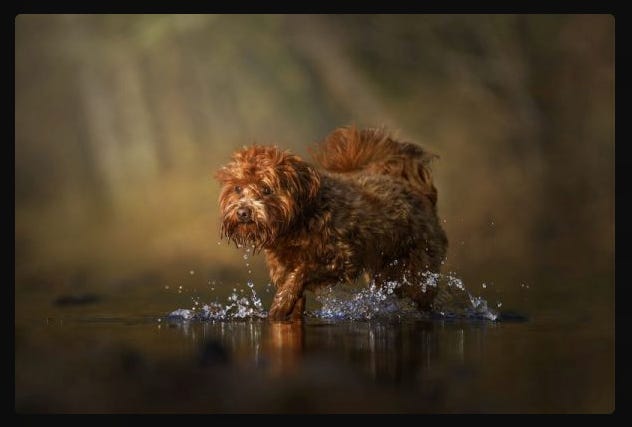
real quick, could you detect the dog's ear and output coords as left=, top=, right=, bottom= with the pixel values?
left=278, top=153, right=321, bottom=205
left=296, top=162, right=321, bottom=203
left=214, top=166, right=233, bottom=184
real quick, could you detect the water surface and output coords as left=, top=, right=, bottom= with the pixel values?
left=15, top=276, right=614, bottom=413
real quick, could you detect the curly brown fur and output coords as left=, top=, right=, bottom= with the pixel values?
left=215, top=126, right=448, bottom=321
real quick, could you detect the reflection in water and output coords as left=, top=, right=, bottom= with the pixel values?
left=264, top=322, right=305, bottom=375
left=167, top=319, right=490, bottom=384
left=16, top=310, right=613, bottom=412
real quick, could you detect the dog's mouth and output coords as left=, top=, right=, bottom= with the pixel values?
left=232, top=221, right=257, bottom=233
left=221, top=217, right=274, bottom=252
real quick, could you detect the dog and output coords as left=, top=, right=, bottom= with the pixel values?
left=215, top=126, right=448, bottom=320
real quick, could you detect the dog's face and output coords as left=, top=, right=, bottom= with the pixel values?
left=215, top=145, right=320, bottom=251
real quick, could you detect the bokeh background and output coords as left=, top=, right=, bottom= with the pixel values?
left=15, top=14, right=614, bottom=315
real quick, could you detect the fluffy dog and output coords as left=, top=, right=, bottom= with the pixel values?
left=215, top=126, right=448, bottom=320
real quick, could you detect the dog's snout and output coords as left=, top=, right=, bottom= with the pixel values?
left=237, top=207, right=252, bottom=222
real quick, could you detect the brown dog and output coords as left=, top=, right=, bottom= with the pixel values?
left=215, top=126, right=448, bottom=320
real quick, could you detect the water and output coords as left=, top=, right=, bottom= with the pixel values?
left=14, top=271, right=614, bottom=413
left=168, top=281, right=266, bottom=321
left=166, top=272, right=499, bottom=322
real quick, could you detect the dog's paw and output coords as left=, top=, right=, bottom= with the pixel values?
left=269, top=293, right=301, bottom=321
left=268, top=288, right=299, bottom=321
left=268, top=304, right=292, bottom=321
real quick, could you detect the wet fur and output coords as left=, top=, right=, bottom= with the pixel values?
left=215, top=126, right=448, bottom=320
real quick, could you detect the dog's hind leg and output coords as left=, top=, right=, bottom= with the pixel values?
left=398, top=276, right=437, bottom=311
left=398, top=251, right=439, bottom=311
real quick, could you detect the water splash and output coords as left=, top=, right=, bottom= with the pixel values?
left=309, top=280, right=419, bottom=320
left=165, top=272, right=498, bottom=322
left=167, top=280, right=267, bottom=321
left=309, top=272, right=498, bottom=321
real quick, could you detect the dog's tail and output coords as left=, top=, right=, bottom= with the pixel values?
left=310, top=126, right=439, bottom=205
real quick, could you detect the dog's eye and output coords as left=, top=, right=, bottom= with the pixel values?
left=262, top=186, right=272, bottom=196
left=234, top=186, right=242, bottom=193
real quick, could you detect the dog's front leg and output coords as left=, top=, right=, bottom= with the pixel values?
left=268, top=270, right=305, bottom=321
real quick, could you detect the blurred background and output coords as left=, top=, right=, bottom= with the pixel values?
left=15, top=14, right=614, bottom=314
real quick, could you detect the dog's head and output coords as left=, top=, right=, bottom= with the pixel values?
left=215, top=145, right=320, bottom=251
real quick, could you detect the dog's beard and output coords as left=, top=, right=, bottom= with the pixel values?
left=221, top=216, right=275, bottom=253
left=220, top=198, right=296, bottom=253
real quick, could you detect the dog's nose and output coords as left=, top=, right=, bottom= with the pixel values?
left=237, top=207, right=252, bottom=222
